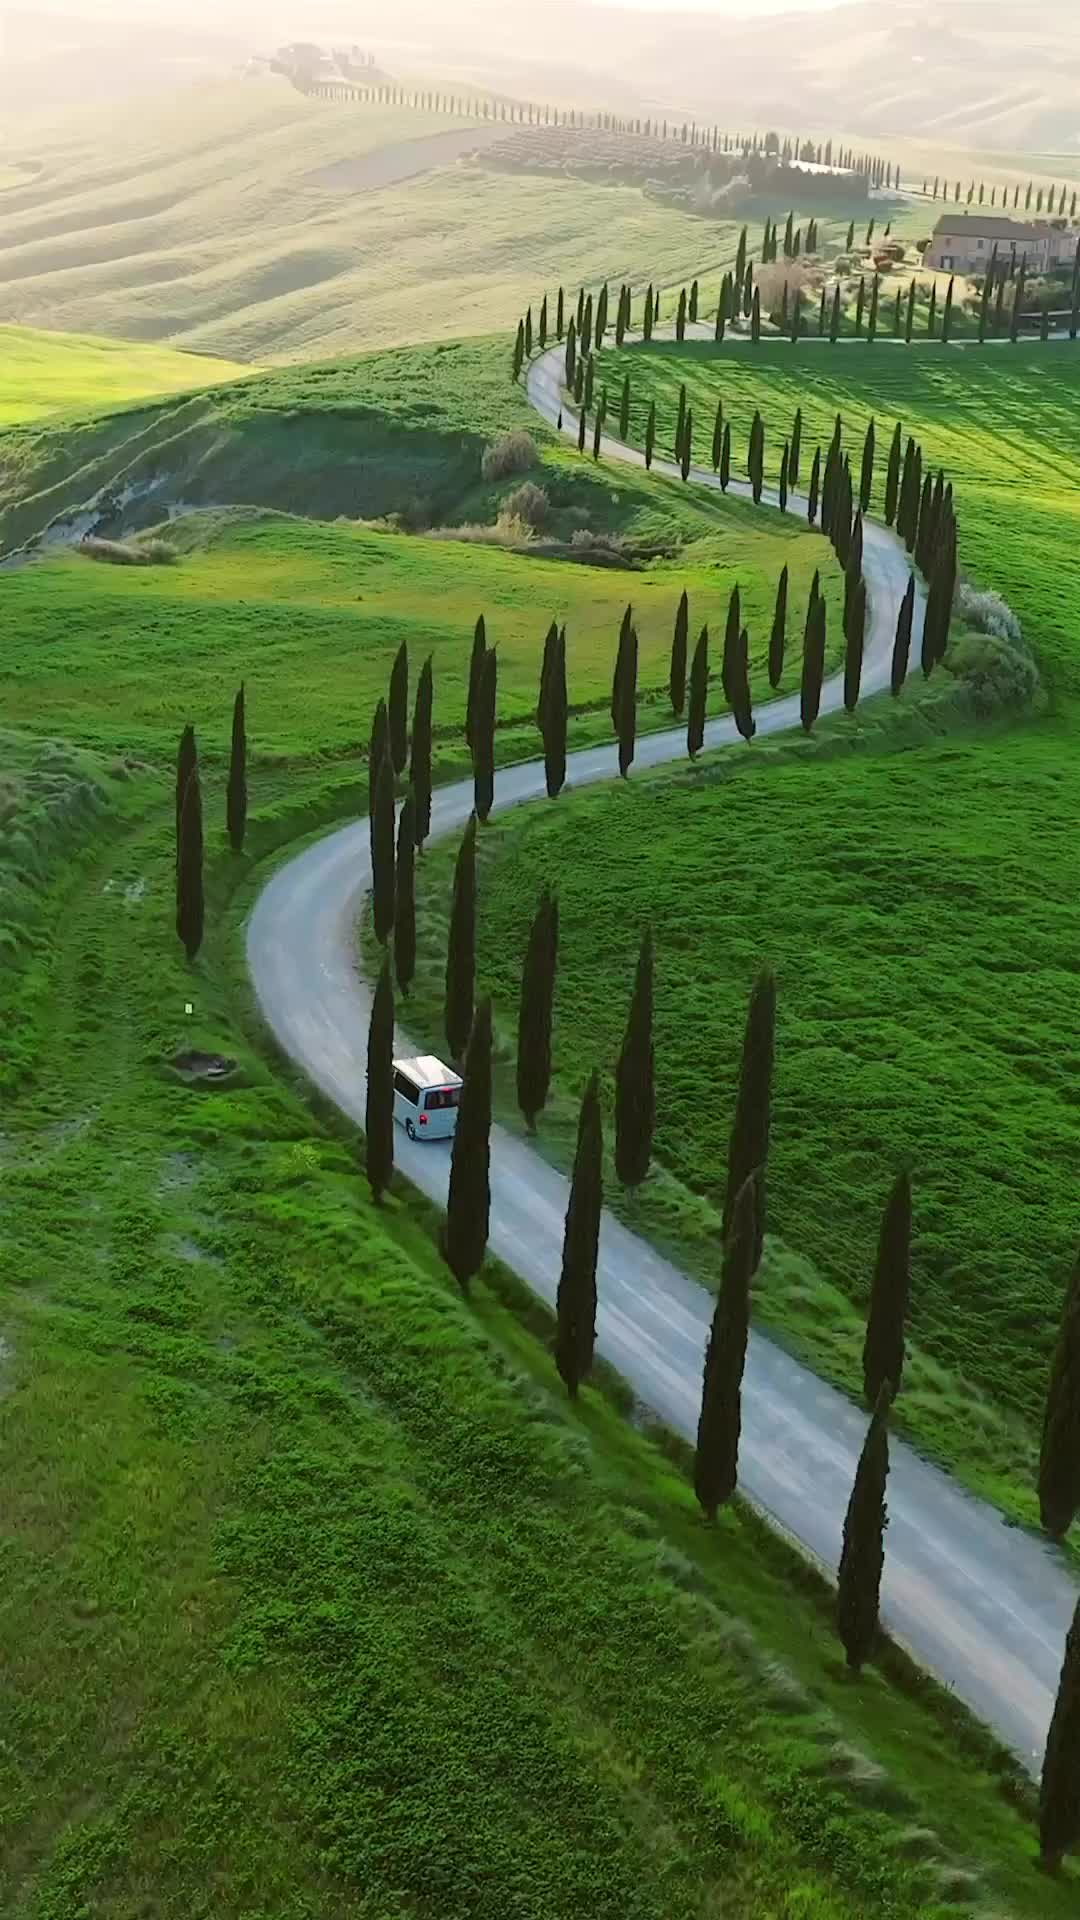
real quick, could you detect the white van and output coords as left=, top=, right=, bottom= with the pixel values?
left=392, top=1055, right=463, bottom=1141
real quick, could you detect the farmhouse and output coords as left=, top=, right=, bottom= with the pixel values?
left=926, top=213, right=1079, bottom=274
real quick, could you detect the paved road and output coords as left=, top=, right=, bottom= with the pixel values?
left=248, top=340, right=1078, bottom=1771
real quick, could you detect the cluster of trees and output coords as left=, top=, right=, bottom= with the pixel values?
left=173, top=685, right=248, bottom=962
left=922, top=173, right=1079, bottom=221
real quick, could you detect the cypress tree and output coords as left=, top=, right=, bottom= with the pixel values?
left=473, top=644, right=497, bottom=823
left=619, top=372, right=631, bottom=440
left=884, top=421, right=902, bottom=527
left=942, top=275, right=955, bottom=343
left=829, top=283, right=841, bottom=343
left=807, top=445, right=821, bottom=525
left=676, top=286, right=687, bottom=341
left=675, top=382, right=687, bottom=459
left=1039, top=1256, right=1080, bottom=1539
left=565, top=316, right=577, bottom=390
left=612, top=605, right=632, bottom=730
left=615, top=619, right=638, bottom=777
left=516, top=887, right=559, bottom=1130
left=525, top=307, right=534, bottom=358
left=176, top=760, right=204, bottom=960
left=854, top=276, right=866, bottom=335
left=801, top=581, right=826, bottom=732
left=512, top=317, right=525, bottom=381
left=1041, top=1598, right=1080, bottom=1869
left=537, top=620, right=557, bottom=731
left=556, top=285, right=565, bottom=340
left=687, top=624, right=708, bottom=758
left=555, top=1069, right=604, bottom=1397
left=410, top=655, right=433, bottom=850
left=670, top=590, right=689, bottom=715
left=175, top=723, right=197, bottom=861
left=645, top=399, right=656, bottom=470
left=779, top=442, right=789, bottom=513
left=542, top=625, right=568, bottom=799
left=751, top=286, right=761, bottom=341
left=394, top=790, right=416, bottom=992
left=748, top=410, right=765, bottom=504
left=715, top=274, right=730, bottom=341
left=859, top=419, right=875, bottom=514
left=720, top=422, right=731, bottom=492
left=819, top=285, right=828, bottom=336
left=722, top=968, right=776, bottom=1270
left=914, top=472, right=936, bottom=574
left=689, top=278, right=699, bottom=323
left=1010, top=256, right=1027, bottom=343
left=837, top=1385, right=892, bottom=1672
left=593, top=390, right=605, bottom=461
left=538, top=294, right=548, bottom=351
left=615, top=929, right=655, bottom=1187
left=863, top=1171, right=912, bottom=1405
left=466, top=616, right=486, bottom=751
left=371, top=750, right=396, bottom=945
left=445, top=814, right=477, bottom=1063
left=732, top=628, right=754, bottom=742
left=644, top=283, right=654, bottom=342
left=584, top=354, right=596, bottom=411
left=444, top=999, right=493, bottom=1293
left=582, top=292, right=593, bottom=354
left=694, top=1175, right=757, bottom=1518
left=722, top=586, right=741, bottom=708
left=790, top=406, right=802, bottom=486
left=226, top=685, right=246, bottom=854
left=926, top=282, right=937, bottom=337
left=891, top=576, right=915, bottom=695
left=905, top=278, right=916, bottom=344
left=680, top=408, right=693, bottom=481
left=768, top=566, right=788, bottom=689
left=734, top=225, right=747, bottom=292
left=978, top=254, right=995, bottom=343
left=364, top=958, right=395, bottom=1202
left=711, top=397, right=724, bottom=472
left=867, top=275, right=880, bottom=343
left=388, top=639, right=409, bottom=775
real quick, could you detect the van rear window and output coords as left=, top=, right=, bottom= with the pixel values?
left=424, top=1087, right=460, bottom=1111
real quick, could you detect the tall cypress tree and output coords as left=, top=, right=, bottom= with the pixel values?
left=445, top=814, right=477, bottom=1063
left=394, top=790, right=416, bottom=993
left=675, top=382, right=687, bottom=459
left=722, top=585, right=741, bottom=709
left=711, top=397, right=724, bottom=472
left=676, top=286, right=687, bottom=341
left=904, top=278, right=916, bottom=345
left=779, top=442, right=789, bottom=513
left=891, top=576, right=915, bottom=695
left=859, top=419, right=875, bottom=514
left=867, top=275, right=880, bottom=343
left=1041, top=1598, right=1080, bottom=1869
left=801, top=583, right=826, bottom=732
left=680, top=407, right=693, bottom=481
left=751, top=286, right=761, bottom=341
left=388, top=640, right=409, bottom=775
left=466, top=616, right=486, bottom=751
left=616, top=619, right=638, bottom=777
left=410, top=655, right=433, bottom=850
left=807, top=445, right=821, bottom=524
left=689, top=277, right=699, bottom=323
left=1010, top=257, right=1027, bottom=343
left=748, top=410, right=765, bottom=504
left=555, top=1070, right=604, bottom=1397
left=914, top=472, right=934, bottom=574
left=790, top=406, right=802, bottom=486
left=829, top=283, right=841, bottom=343
left=225, top=684, right=247, bottom=854
left=694, top=1175, right=757, bottom=1518
left=565, top=316, right=577, bottom=391
left=619, top=372, right=631, bottom=441
left=371, top=751, right=396, bottom=945
left=473, top=645, right=497, bottom=823
left=884, top=421, right=902, bottom=526
left=732, top=627, right=755, bottom=743
left=175, top=723, right=197, bottom=861
left=537, top=620, right=557, bottom=731
left=722, top=969, right=776, bottom=1270
left=978, top=251, right=996, bottom=343
left=720, top=422, right=731, bottom=492
left=444, top=999, right=493, bottom=1293
left=837, top=1385, right=892, bottom=1672
left=615, top=930, right=655, bottom=1188
left=768, top=566, right=788, bottom=689
left=556, top=285, right=565, bottom=340
left=645, top=399, right=656, bottom=470
left=364, top=957, right=394, bottom=1206
left=687, top=624, right=708, bottom=758
left=854, top=276, right=866, bottom=335
left=941, top=275, right=955, bottom=343
left=538, top=294, right=548, bottom=352
left=1039, top=1256, right=1080, bottom=1539
left=176, top=760, right=204, bottom=960
left=863, top=1171, right=912, bottom=1406
left=512, top=318, right=525, bottom=381
left=670, top=590, right=689, bottom=715
left=926, top=282, right=937, bottom=338
left=517, top=887, right=559, bottom=1130
left=542, top=625, right=568, bottom=799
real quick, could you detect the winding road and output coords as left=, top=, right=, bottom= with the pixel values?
left=247, top=338, right=1079, bottom=1770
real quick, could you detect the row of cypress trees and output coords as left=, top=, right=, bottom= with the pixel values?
left=173, top=685, right=248, bottom=962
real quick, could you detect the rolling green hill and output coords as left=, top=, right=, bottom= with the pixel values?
left=0, top=323, right=249, bottom=426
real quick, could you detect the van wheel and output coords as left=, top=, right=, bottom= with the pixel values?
left=405, top=1119, right=416, bottom=1141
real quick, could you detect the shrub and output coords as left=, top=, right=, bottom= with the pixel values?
left=481, top=431, right=538, bottom=481
left=954, top=580, right=1025, bottom=650
left=501, top=481, right=549, bottom=530
left=79, top=536, right=176, bottom=567
left=947, top=628, right=1039, bottom=716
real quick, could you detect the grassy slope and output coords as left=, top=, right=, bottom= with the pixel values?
left=0, top=324, right=248, bottom=426
left=0, top=506, right=845, bottom=762
left=0, top=80, right=924, bottom=365
left=2, top=725, right=1075, bottom=1920
left=392, top=336, right=1080, bottom=1529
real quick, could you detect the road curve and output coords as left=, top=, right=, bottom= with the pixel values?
left=248, top=339, right=1078, bottom=1770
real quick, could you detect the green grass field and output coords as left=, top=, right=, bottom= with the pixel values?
left=382, top=334, right=1080, bottom=1540
left=0, top=324, right=249, bottom=426
left=5, top=323, right=1080, bottom=1908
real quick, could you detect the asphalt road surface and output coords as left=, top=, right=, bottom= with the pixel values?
left=247, top=340, right=1078, bottom=1771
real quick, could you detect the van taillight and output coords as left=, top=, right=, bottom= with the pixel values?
left=419, top=1112, right=428, bottom=1124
